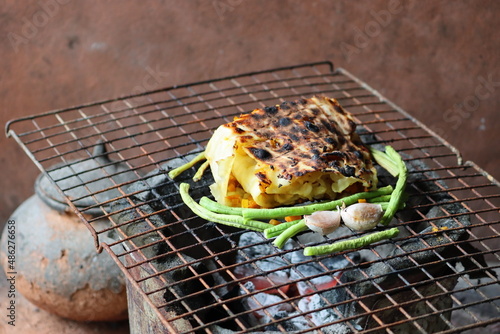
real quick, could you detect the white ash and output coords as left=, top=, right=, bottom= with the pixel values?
left=295, top=230, right=327, bottom=245
left=234, top=232, right=355, bottom=332
left=288, top=252, right=336, bottom=295
left=246, top=293, right=294, bottom=320
left=298, top=294, right=341, bottom=327
left=235, top=232, right=292, bottom=278
left=287, top=240, right=357, bottom=295
left=266, top=311, right=311, bottom=332
left=243, top=282, right=311, bottom=332
left=287, top=246, right=356, bottom=270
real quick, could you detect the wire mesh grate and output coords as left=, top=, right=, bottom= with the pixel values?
left=6, top=61, right=500, bottom=333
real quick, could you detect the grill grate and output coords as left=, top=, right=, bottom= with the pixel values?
left=6, top=61, right=500, bottom=333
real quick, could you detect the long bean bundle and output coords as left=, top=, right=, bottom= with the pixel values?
left=179, top=183, right=272, bottom=232
left=175, top=144, right=407, bottom=257
left=372, top=146, right=408, bottom=225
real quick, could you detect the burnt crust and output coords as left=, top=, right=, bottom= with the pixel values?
left=223, top=96, right=375, bottom=186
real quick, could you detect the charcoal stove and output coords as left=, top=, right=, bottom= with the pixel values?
left=5, top=61, right=500, bottom=333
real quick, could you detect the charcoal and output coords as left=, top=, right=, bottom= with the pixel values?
left=288, top=246, right=357, bottom=270
left=111, top=199, right=171, bottom=260
left=161, top=255, right=216, bottom=319
left=265, top=311, right=311, bottom=332
left=289, top=256, right=336, bottom=295
left=110, top=137, right=484, bottom=333
left=208, top=282, right=255, bottom=331
left=246, top=292, right=293, bottom=319
left=294, top=273, right=336, bottom=296
left=236, top=232, right=275, bottom=258
left=287, top=241, right=356, bottom=295
left=132, top=156, right=214, bottom=220
left=236, top=232, right=290, bottom=276
left=244, top=294, right=313, bottom=332
left=319, top=206, right=471, bottom=332
left=297, top=294, right=352, bottom=334
left=305, top=294, right=340, bottom=326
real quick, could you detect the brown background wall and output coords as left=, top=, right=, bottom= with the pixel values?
left=1, top=0, right=499, bottom=227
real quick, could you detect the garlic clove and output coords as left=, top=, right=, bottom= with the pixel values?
left=340, top=203, right=384, bottom=231
left=305, top=210, right=341, bottom=235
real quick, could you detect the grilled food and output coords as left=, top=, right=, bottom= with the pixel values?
left=205, top=96, right=377, bottom=208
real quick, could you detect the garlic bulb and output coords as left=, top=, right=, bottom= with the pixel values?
left=340, top=203, right=384, bottom=231
left=304, top=210, right=341, bottom=235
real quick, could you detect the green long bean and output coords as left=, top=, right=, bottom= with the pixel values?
left=378, top=202, right=389, bottom=211
left=378, top=147, right=407, bottom=226
left=168, top=152, right=206, bottom=179
left=303, top=227, right=400, bottom=256
left=193, top=160, right=210, bottom=182
left=367, top=195, right=392, bottom=203
left=242, top=185, right=393, bottom=220
left=263, top=219, right=303, bottom=239
left=199, top=197, right=244, bottom=216
left=200, top=191, right=393, bottom=218
left=179, top=183, right=272, bottom=232
left=370, top=147, right=399, bottom=177
left=272, top=219, right=307, bottom=249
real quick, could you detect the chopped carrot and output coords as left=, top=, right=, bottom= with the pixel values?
left=225, top=195, right=241, bottom=207
left=269, top=219, right=282, bottom=226
left=227, top=179, right=237, bottom=192
left=249, top=199, right=260, bottom=208
left=432, top=226, right=449, bottom=232
left=285, top=215, right=302, bottom=222
left=358, top=198, right=367, bottom=203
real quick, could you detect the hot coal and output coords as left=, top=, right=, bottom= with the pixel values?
left=240, top=281, right=311, bottom=332
left=233, top=231, right=355, bottom=331
left=298, top=294, right=340, bottom=327
left=287, top=241, right=356, bottom=295
left=235, top=232, right=291, bottom=276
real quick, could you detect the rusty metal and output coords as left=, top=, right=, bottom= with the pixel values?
left=6, top=61, right=500, bottom=333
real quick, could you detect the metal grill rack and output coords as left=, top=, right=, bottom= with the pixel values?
left=6, top=61, right=500, bottom=333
